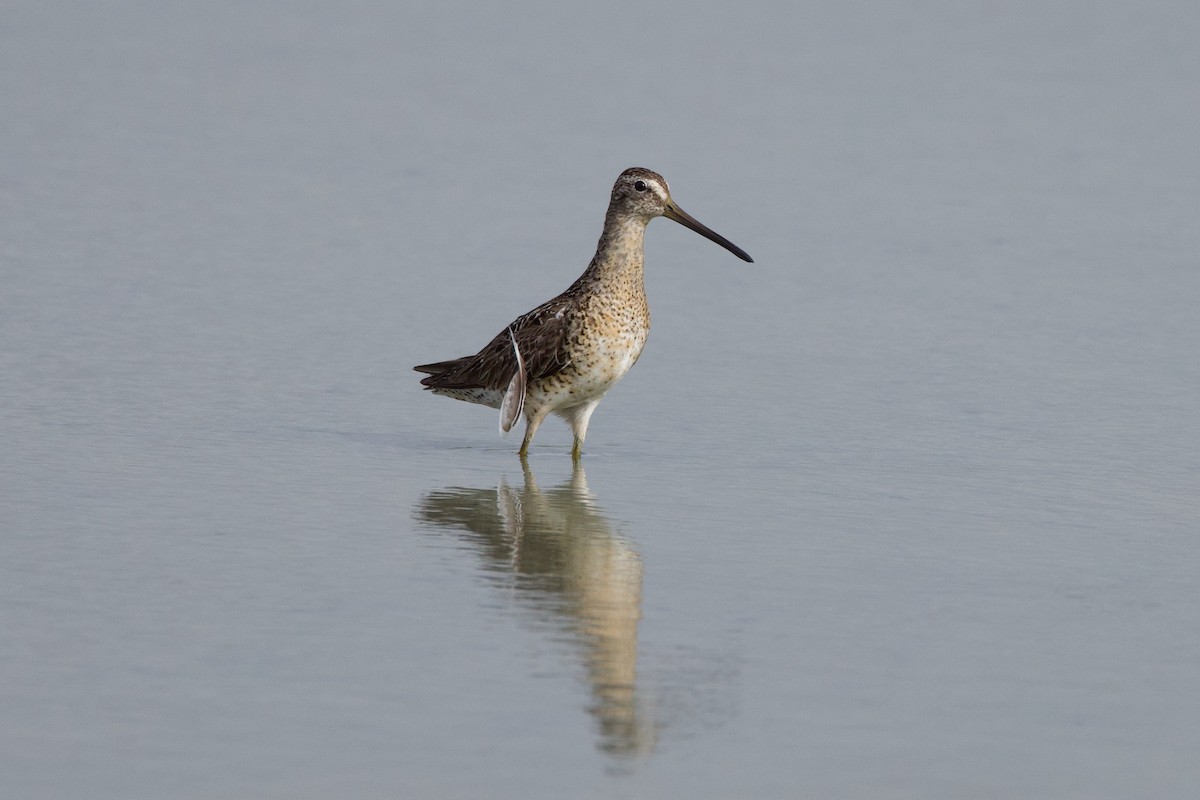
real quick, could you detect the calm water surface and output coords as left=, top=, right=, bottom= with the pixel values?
left=3, top=1, right=1199, bottom=797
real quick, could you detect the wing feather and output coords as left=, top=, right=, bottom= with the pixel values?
left=416, top=298, right=572, bottom=392
left=498, top=327, right=527, bottom=433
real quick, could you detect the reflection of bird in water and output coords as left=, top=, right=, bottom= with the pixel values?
left=416, top=461, right=656, bottom=758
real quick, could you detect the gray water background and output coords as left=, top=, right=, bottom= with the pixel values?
left=3, top=1, right=1199, bottom=797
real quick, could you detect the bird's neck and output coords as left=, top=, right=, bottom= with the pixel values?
left=585, top=211, right=648, bottom=283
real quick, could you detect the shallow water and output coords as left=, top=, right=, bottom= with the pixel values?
left=3, top=1, right=1199, bottom=797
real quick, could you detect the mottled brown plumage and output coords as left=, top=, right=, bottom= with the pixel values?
left=416, top=167, right=752, bottom=458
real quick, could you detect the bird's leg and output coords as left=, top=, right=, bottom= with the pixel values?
left=564, top=398, right=601, bottom=461
left=518, top=411, right=545, bottom=458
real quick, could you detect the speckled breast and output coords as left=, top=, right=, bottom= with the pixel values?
left=531, top=296, right=649, bottom=410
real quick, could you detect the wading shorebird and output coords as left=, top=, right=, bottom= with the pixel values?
left=414, top=167, right=753, bottom=459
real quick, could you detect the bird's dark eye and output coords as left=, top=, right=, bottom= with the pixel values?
left=633, top=180, right=648, bottom=192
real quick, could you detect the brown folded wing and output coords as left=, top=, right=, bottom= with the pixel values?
left=415, top=299, right=572, bottom=391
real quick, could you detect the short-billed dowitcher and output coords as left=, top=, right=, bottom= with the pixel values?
left=415, top=167, right=752, bottom=459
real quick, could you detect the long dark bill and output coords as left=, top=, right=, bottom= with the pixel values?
left=663, top=202, right=754, bottom=263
